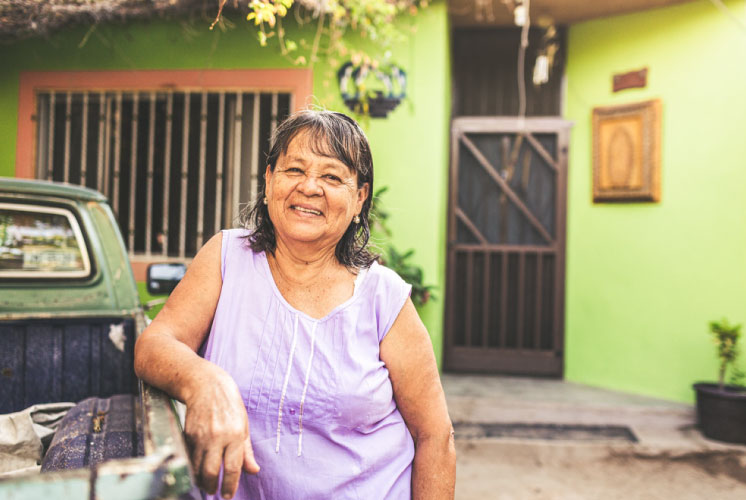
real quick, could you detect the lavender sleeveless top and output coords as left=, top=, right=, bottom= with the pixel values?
left=200, top=229, right=415, bottom=499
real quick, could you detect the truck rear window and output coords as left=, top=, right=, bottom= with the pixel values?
left=0, top=202, right=92, bottom=278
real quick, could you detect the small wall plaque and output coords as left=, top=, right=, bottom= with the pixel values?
left=592, top=99, right=661, bottom=203
left=613, top=68, right=648, bottom=92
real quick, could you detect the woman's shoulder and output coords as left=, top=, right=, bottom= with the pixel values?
left=361, top=261, right=411, bottom=302
left=359, top=261, right=412, bottom=342
left=219, top=228, right=256, bottom=254
left=220, top=227, right=252, bottom=242
left=217, top=228, right=263, bottom=275
left=364, top=260, right=407, bottom=288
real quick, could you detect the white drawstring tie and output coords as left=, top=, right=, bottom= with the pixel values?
left=276, top=314, right=299, bottom=453
left=297, top=321, right=318, bottom=456
left=275, top=314, right=319, bottom=456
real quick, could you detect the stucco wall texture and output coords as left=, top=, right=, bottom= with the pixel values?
left=564, top=0, right=746, bottom=402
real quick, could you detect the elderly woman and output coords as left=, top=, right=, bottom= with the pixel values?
left=134, top=110, right=455, bottom=499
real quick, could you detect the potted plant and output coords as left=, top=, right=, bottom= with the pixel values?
left=693, top=318, right=746, bottom=444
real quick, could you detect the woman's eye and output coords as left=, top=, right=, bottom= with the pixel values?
left=324, top=175, right=342, bottom=183
left=286, top=167, right=304, bottom=174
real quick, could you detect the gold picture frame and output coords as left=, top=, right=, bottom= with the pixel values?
left=592, top=99, right=661, bottom=202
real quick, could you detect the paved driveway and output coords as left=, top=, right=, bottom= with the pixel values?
left=443, top=374, right=746, bottom=499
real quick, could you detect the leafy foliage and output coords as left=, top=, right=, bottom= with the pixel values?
left=212, top=0, right=427, bottom=74
left=370, top=186, right=435, bottom=308
left=379, top=246, right=435, bottom=308
left=709, top=318, right=743, bottom=391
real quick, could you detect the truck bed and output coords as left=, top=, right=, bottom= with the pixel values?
left=0, top=317, right=137, bottom=415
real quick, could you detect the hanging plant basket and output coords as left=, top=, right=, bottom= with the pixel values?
left=338, top=62, right=407, bottom=118
left=343, top=91, right=402, bottom=118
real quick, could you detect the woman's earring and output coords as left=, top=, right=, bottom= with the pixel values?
left=353, top=215, right=361, bottom=224
left=263, top=196, right=268, bottom=205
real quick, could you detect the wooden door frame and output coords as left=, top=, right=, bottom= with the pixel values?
left=444, top=116, right=572, bottom=376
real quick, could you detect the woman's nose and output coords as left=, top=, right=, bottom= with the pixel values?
left=297, top=174, right=323, bottom=195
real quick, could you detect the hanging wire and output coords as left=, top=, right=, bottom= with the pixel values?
left=516, top=0, right=531, bottom=122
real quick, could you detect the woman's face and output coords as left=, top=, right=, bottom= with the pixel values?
left=264, top=131, right=369, bottom=252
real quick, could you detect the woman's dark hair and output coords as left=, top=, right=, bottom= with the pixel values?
left=241, top=110, right=376, bottom=269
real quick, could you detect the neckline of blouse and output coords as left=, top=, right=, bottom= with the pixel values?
left=258, top=251, right=376, bottom=323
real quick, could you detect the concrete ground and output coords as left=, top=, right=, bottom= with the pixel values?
left=443, top=374, right=746, bottom=500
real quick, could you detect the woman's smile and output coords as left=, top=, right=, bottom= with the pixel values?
left=290, top=204, right=324, bottom=217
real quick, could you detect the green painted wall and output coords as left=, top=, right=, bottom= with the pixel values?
left=0, top=4, right=451, bottom=364
left=564, top=0, right=746, bottom=402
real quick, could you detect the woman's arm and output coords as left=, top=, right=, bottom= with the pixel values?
left=134, top=233, right=259, bottom=499
left=380, top=298, right=456, bottom=500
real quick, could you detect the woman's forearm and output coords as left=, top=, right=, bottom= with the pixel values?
left=412, top=431, right=457, bottom=500
left=134, top=329, right=227, bottom=404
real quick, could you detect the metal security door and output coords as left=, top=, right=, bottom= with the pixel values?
left=445, top=117, right=571, bottom=376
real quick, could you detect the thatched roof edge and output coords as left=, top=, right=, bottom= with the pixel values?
left=0, top=0, right=224, bottom=42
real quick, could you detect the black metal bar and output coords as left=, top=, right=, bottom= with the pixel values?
left=481, top=251, right=490, bottom=349
left=464, top=250, right=473, bottom=348
left=516, top=251, right=525, bottom=349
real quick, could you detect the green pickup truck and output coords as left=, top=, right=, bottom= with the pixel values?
left=0, top=178, right=195, bottom=499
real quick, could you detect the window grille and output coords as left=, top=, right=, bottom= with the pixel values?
left=34, top=90, right=291, bottom=258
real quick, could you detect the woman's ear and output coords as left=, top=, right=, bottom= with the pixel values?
left=264, top=165, right=273, bottom=196
left=357, top=182, right=370, bottom=211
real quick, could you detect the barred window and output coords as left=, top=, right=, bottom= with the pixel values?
left=34, top=90, right=291, bottom=258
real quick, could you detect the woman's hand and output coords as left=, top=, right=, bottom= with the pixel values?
left=134, top=233, right=259, bottom=499
left=183, top=370, right=260, bottom=498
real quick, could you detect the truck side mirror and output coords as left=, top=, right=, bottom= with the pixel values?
left=146, top=263, right=186, bottom=295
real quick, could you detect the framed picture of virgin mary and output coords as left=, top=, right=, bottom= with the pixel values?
left=592, top=99, right=661, bottom=202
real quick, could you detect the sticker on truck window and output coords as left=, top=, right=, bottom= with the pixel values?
left=0, top=203, right=92, bottom=279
